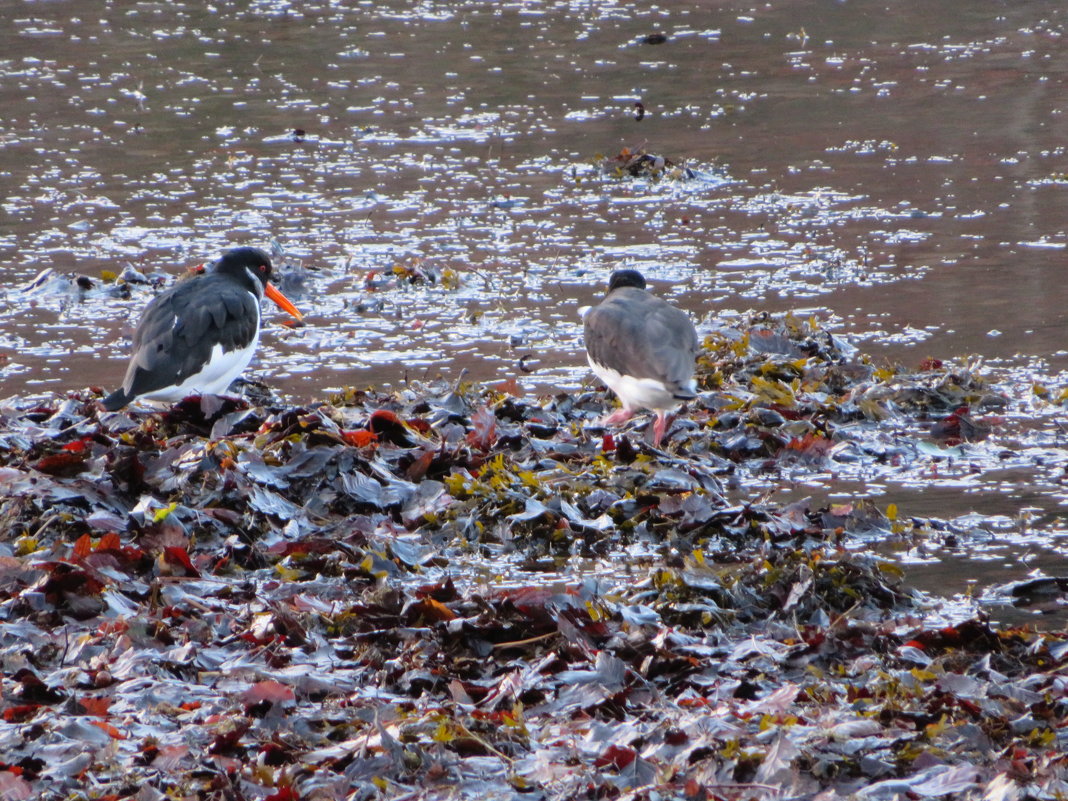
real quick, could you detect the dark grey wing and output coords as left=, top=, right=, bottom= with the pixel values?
left=119, top=276, right=258, bottom=399
left=647, top=301, right=698, bottom=397
left=585, top=289, right=697, bottom=393
left=172, top=283, right=257, bottom=352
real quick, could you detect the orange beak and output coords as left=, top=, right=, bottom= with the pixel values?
left=264, top=281, right=303, bottom=321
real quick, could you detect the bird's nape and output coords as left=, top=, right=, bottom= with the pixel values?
left=606, top=269, right=647, bottom=293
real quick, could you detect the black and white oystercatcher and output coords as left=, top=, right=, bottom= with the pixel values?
left=101, top=247, right=303, bottom=411
left=583, top=269, right=698, bottom=446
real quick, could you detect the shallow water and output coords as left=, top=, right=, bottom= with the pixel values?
left=3, top=0, right=1068, bottom=619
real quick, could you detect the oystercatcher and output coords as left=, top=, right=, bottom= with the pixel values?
left=583, top=269, right=698, bottom=446
left=101, top=247, right=303, bottom=411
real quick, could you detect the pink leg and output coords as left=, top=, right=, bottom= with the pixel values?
left=601, top=407, right=634, bottom=426
left=652, top=412, right=670, bottom=447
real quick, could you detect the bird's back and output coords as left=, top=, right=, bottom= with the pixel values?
left=118, top=273, right=259, bottom=400
left=585, top=287, right=697, bottom=395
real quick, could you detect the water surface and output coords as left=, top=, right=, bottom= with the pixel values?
left=3, top=0, right=1068, bottom=618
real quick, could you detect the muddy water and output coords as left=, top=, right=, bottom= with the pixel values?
left=3, top=0, right=1068, bottom=619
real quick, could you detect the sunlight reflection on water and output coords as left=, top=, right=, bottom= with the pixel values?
left=4, top=0, right=1068, bottom=618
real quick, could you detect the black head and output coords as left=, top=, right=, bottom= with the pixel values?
left=214, top=247, right=274, bottom=289
left=606, top=269, right=647, bottom=293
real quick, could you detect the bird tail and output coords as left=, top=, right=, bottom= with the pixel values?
left=101, top=388, right=131, bottom=411
left=672, top=379, right=698, bottom=401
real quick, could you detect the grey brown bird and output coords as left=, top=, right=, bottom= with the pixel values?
left=583, top=269, right=698, bottom=446
left=102, top=247, right=302, bottom=411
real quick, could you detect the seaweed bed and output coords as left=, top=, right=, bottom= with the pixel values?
left=0, top=313, right=1065, bottom=800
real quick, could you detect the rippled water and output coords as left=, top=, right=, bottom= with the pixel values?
left=3, top=0, right=1068, bottom=618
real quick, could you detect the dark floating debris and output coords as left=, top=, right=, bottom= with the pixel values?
left=640, top=32, right=668, bottom=45
left=0, top=312, right=1063, bottom=798
left=597, top=144, right=695, bottom=180
left=21, top=267, right=133, bottom=300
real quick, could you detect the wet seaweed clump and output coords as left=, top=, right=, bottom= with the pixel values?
left=597, top=144, right=695, bottom=181
left=0, top=314, right=1061, bottom=799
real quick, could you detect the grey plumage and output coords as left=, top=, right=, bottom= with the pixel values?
left=585, top=290, right=697, bottom=398
left=583, top=269, right=698, bottom=445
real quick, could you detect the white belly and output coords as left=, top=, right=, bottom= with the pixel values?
left=588, top=356, right=676, bottom=413
left=141, top=336, right=260, bottom=403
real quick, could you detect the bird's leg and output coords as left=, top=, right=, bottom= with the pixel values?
left=652, top=411, right=671, bottom=447
left=601, top=407, right=634, bottom=426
